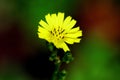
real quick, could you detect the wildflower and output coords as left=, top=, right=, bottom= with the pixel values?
left=38, top=12, right=82, bottom=52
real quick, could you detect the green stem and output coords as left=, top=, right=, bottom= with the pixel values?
left=51, top=63, right=61, bottom=80
left=50, top=50, right=70, bottom=80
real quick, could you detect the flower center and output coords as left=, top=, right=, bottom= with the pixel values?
left=50, top=26, right=65, bottom=39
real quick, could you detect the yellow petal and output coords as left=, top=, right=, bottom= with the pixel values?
left=38, top=26, right=47, bottom=33
left=62, top=16, right=72, bottom=29
left=39, top=20, right=50, bottom=30
left=38, top=26, right=50, bottom=37
left=65, top=30, right=82, bottom=38
left=51, top=13, right=57, bottom=26
left=61, top=42, right=70, bottom=52
left=68, top=27, right=80, bottom=33
left=38, top=32, right=46, bottom=39
left=53, top=39, right=70, bottom=52
left=45, top=14, right=52, bottom=25
left=52, top=38, right=62, bottom=48
left=52, top=38, right=58, bottom=47
left=38, top=31, right=52, bottom=42
left=45, top=14, right=55, bottom=30
left=65, top=19, right=76, bottom=32
left=45, top=14, right=51, bottom=25
left=57, top=12, right=64, bottom=26
left=64, top=38, right=81, bottom=44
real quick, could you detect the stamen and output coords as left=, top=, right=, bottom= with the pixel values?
left=62, top=36, right=64, bottom=39
left=50, top=27, right=65, bottom=40
left=54, top=28, right=56, bottom=33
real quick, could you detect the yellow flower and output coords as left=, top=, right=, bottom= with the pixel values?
left=38, top=12, right=82, bottom=52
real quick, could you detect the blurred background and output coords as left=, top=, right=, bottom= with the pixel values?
left=0, top=0, right=120, bottom=80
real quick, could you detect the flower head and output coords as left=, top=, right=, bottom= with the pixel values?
left=38, top=12, right=82, bottom=52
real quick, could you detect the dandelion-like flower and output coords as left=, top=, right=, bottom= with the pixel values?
left=38, top=12, right=82, bottom=52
